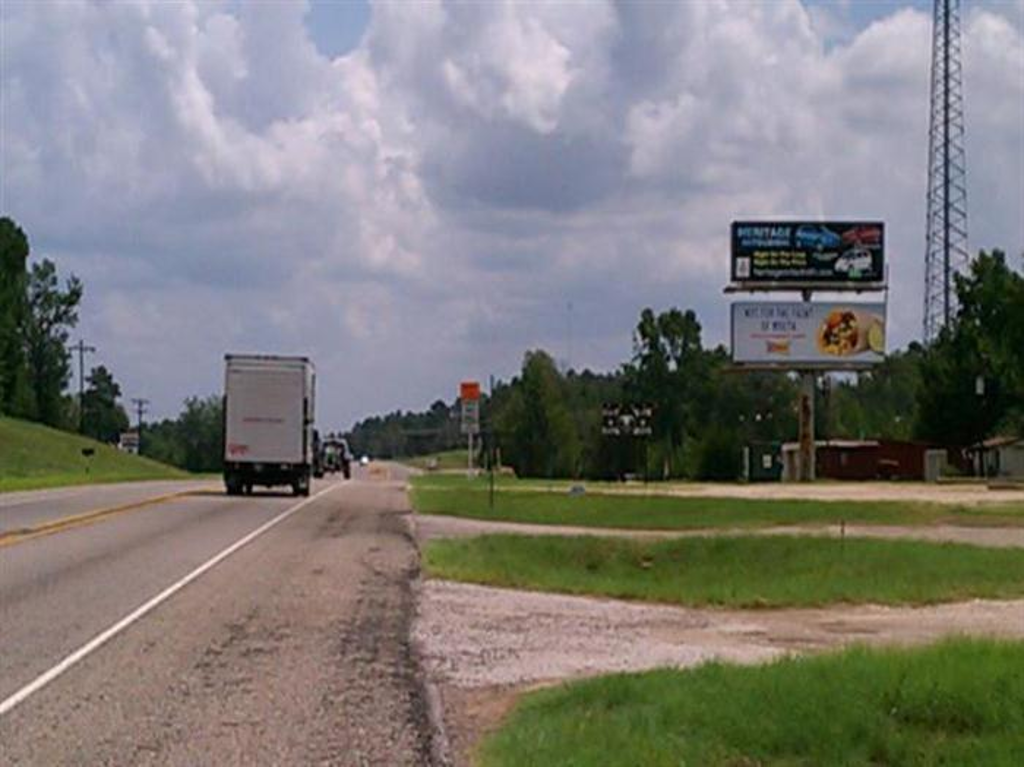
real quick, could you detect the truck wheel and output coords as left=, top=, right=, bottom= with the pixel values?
left=225, top=477, right=241, bottom=496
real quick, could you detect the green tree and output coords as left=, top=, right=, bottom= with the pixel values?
left=177, top=395, right=224, bottom=472
left=22, top=259, right=83, bottom=426
left=0, top=217, right=30, bottom=414
left=498, top=350, right=580, bottom=477
left=140, top=395, right=224, bottom=472
left=627, top=307, right=710, bottom=478
left=827, top=346, right=924, bottom=440
left=81, top=365, right=130, bottom=444
left=916, top=250, right=1024, bottom=445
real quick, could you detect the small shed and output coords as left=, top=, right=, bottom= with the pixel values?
left=967, top=436, right=1024, bottom=479
left=781, top=439, right=932, bottom=481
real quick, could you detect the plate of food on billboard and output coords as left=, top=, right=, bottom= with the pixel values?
left=731, top=221, right=884, bottom=285
left=731, top=302, right=886, bottom=367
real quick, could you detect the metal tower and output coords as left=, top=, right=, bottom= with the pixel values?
left=924, top=0, right=969, bottom=343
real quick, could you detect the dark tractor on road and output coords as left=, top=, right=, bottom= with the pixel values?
left=320, top=434, right=353, bottom=479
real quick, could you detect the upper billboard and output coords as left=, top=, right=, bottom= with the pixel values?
left=731, top=301, right=886, bottom=368
left=731, top=221, right=884, bottom=286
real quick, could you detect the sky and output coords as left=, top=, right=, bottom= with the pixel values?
left=2, top=0, right=1022, bottom=430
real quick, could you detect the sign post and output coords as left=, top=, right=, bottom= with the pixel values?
left=460, top=381, right=481, bottom=475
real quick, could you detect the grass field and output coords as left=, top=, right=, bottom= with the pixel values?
left=0, top=415, right=186, bottom=492
left=402, top=450, right=472, bottom=471
left=424, top=533, right=1024, bottom=608
left=479, top=638, right=1024, bottom=766
left=410, top=476, right=1024, bottom=530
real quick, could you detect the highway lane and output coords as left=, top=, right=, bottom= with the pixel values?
left=0, top=479, right=214, bottom=536
left=0, top=467, right=431, bottom=765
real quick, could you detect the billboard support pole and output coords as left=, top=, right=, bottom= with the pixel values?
left=798, top=370, right=816, bottom=482
left=798, top=287, right=816, bottom=482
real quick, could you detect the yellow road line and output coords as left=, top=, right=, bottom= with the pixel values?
left=0, top=488, right=213, bottom=548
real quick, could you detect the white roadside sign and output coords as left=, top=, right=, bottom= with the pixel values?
left=731, top=301, right=886, bottom=367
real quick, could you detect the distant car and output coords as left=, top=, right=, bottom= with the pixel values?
left=794, top=224, right=841, bottom=252
left=841, top=225, right=882, bottom=247
left=360, top=455, right=370, bottom=466
left=834, top=248, right=873, bottom=274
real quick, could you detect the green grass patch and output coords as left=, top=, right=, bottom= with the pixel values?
left=0, top=415, right=186, bottom=492
left=410, top=476, right=1024, bottom=530
left=403, top=450, right=474, bottom=471
left=480, top=638, right=1024, bottom=766
left=425, top=534, right=1024, bottom=608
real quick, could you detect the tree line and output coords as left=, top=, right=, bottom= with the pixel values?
left=350, top=249, right=1023, bottom=480
left=1, top=216, right=224, bottom=468
left=0, top=217, right=107, bottom=432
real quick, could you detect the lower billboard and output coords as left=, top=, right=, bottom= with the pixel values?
left=731, top=301, right=886, bottom=367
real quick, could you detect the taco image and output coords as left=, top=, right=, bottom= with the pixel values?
left=817, top=309, right=884, bottom=357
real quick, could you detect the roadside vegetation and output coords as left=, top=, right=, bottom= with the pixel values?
left=0, top=415, right=186, bottom=492
left=403, top=450, right=471, bottom=471
left=479, top=638, right=1024, bottom=767
left=425, top=533, right=1024, bottom=608
left=410, top=476, right=1024, bottom=530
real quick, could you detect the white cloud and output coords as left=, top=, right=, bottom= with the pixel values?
left=1, top=0, right=1021, bottom=427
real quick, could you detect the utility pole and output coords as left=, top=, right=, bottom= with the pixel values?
left=68, top=340, right=96, bottom=433
left=131, top=397, right=149, bottom=454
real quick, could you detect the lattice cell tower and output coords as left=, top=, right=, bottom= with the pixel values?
left=924, top=0, right=969, bottom=343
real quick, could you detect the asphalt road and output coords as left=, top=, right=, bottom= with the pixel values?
left=0, top=479, right=213, bottom=535
left=0, top=466, right=433, bottom=765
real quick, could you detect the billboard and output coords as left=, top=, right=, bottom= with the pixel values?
left=731, top=302, right=886, bottom=367
left=731, top=221, right=884, bottom=285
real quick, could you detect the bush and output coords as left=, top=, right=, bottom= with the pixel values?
left=695, top=428, right=741, bottom=481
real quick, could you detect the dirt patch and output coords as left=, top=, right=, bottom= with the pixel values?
left=574, top=481, right=1024, bottom=506
left=436, top=685, right=523, bottom=767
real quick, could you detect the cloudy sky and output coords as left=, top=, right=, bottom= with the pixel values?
left=2, top=0, right=1022, bottom=429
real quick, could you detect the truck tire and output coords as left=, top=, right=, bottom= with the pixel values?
left=343, top=463, right=351, bottom=480
left=293, top=473, right=310, bottom=497
left=225, top=475, right=242, bottom=496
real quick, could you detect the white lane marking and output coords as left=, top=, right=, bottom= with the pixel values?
left=0, top=482, right=340, bottom=717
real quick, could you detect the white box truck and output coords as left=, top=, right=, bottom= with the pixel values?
left=223, top=354, right=315, bottom=496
